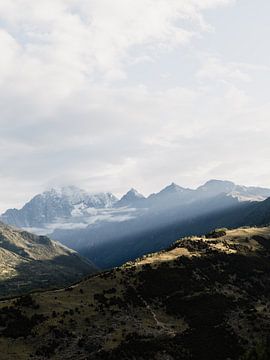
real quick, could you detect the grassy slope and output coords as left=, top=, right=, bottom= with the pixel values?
left=1, top=227, right=270, bottom=359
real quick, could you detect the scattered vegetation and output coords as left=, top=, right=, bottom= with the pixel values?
left=205, top=228, right=227, bottom=238
left=0, top=226, right=270, bottom=360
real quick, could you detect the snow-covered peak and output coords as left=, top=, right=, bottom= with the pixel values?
left=43, top=186, right=88, bottom=204
left=42, top=186, right=118, bottom=208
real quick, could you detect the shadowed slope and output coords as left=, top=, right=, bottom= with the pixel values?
left=0, top=223, right=96, bottom=298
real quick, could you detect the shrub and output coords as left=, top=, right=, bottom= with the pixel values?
left=205, top=229, right=227, bottom=239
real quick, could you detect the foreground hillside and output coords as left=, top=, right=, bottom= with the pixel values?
left=0, top=223, right=96, bottom=298
left=1, top=227, right=270, bottom=359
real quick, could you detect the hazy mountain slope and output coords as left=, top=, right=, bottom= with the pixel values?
left=53, top=193, right=243, bottom=268
left=1, top=227, right=270, bottom=360
left=240, top=197, right=270, bottom=226
left=147, top=179, right=270, bottom=208
left=0, top=223, right=96, bottom=298
left=56, top=190, right=243, bottom=252
left=76, top=194, right=270, bottom=269
left=145, top=182, right=194, bottom=209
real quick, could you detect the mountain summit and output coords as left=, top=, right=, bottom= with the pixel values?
left=160, top=182, right=188, bottom=193
left=146, top=182, right=193, bottom=209
left=115, top=188, right=145, bottom=207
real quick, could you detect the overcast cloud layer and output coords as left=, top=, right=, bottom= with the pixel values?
left=1, top=0, right=270, bottom=211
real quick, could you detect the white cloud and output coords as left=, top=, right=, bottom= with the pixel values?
left=0, top=0, right=233, bottom=84
left=0, top=0, right=270, bottom=211
left=196, top=55, right=252, bottom=83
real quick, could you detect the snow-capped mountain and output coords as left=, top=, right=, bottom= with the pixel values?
left=1, top=186, right=118, bottom=229
left=54, top=185, right=118, bottom=208
left=1, top=180, right=270, bottom=243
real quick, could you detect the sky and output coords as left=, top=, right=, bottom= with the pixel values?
left=0, top=0, right=270, bottom=211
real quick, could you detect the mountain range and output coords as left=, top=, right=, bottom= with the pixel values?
left=2, top=180, right=270, bottom=269
left=1, top=226, right=270, bottom=360
left=0, top=222, right=96, bottom=298
left=2, top=180, right=270, bottom=231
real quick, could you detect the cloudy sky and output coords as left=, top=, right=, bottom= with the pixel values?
left=0, top=0, right=270, bottom=211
